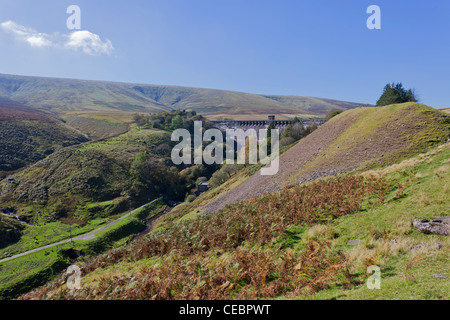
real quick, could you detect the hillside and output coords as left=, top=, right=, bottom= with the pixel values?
left=3, top=102, right=447, bottom=300
left=0, top=97, right=89, bottom=177
left=0, top=73, right=366, bottom=120
left=0, top=127, right=172, bottom=225
left=203, top=103, right=450, bottom=214
left=18, top=134, right=450, bottom=300
left=0, top=110, right=222, bottom=230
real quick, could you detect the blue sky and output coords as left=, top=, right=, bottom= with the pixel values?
left=0, top=0, right=449, bottom=108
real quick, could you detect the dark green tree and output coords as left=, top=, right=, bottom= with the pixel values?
left=376, top=83, right=417, bottom=106
left=170, top=115, right=184, bottom=130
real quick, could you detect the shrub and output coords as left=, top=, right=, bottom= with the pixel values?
left=134, top=198, right=165, bottom=220
left=186, top=195, right=196, bottom=203
left=327, top=109, right=342, bottom=120
left=282, top=122, right=306, bottom=141
left=85, top=175, right=391, bottom=268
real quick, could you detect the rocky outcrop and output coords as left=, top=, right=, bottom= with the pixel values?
left=413, top=217, right=449, bottom=236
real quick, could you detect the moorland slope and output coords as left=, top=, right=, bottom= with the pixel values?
left=0, top=73, right=366, bottom=119
left=0, top=127, right=171, bottom=224
left=0, top=97, right=88, bottom=177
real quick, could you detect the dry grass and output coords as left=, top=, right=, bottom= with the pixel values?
left=418, top=192, right=432, bottom=206
left=436, top=165, right=449, bottom=175
left=363, top=158, right=423, bottom=178
left=19, top=174, right=392, bottom=300
left=302, top=225, right=338, bottom=243
left=21, top=241, right=354, bottom=300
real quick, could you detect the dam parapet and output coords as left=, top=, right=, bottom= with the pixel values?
left=211, top=115, right=327, bottom=132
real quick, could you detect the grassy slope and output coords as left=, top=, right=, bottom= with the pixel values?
left=0, top=73, right=366, bottom=119
left=0, top=127, right=171, bottom=261
left=303, top=144, right=449, bottom=300
left=0, top=198, right=166, bottom=300
left=4, top=102, right=449, bottom=298
left=18, top=142, right=449, bottom=300
left=0, top=99, right=89, bottom=176
left=0, top=74, right=169, bottom=114
left=0, top=218, right=108, bottom=259
left=0, top=214, right=24, bottom=247
left=0, top=126, right=170, bottom=223
left=301, top=103, right=450, bottom=174
left=64, top=116, right=129, bottom=140
left=157, top=103, right=450, bottom=227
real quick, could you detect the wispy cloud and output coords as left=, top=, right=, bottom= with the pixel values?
left=0, top=20, right=113, bottom=56
left=1, top=20, right=53, bottom=48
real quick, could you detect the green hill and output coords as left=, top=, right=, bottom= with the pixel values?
left=0, top=110, right=219, bottom=227
left=0, top=73, right=367, bottom=119
left=0, top=127, right=171, bottom=224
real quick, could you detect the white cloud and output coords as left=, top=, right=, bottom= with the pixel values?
left=26, top=35, right=53, bottom=48
left=0, top=20, right=113, bottom=56
left=1, top=20, right=53, bottom=47
left=65, top=30, right=113, bottom=56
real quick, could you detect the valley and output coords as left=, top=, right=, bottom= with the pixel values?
left=1, top=0, right=449, bottom=308
left=0, top=74, right=448, bottom=301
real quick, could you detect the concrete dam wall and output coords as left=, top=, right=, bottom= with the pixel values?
left=210, top=116, right=327, bottom=133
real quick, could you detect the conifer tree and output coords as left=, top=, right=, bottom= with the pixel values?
left=376, top=83, right=417, bottom=106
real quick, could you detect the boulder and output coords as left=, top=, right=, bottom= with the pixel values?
left=347, top=238, right=360, bottom=245
left=413, top=217, right=450, bottom=236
